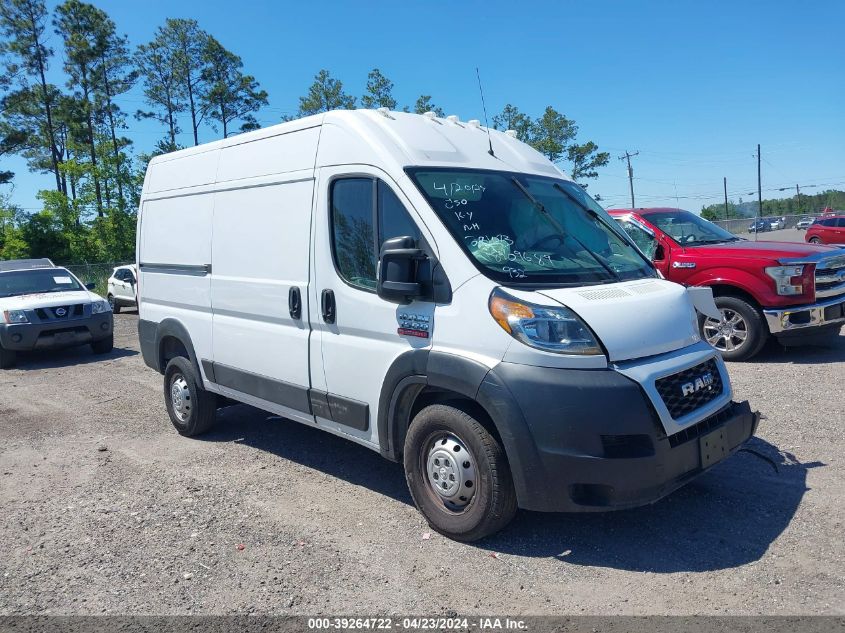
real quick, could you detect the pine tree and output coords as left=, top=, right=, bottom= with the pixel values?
left=296, top=69, right=354, bottom=117
left=0, top=0, right=64, bottom=191
left=200, top=36, right=267, bottom=138
left=361, top=68, right=396, bottom=109
left=412, top=95, right=443, bottom=116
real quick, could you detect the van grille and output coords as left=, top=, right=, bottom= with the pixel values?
left=815, top=255, right=845, bottom=299
left=35, top=304, right=85, bottom=321
left=655, top=358, right=723, bottom=419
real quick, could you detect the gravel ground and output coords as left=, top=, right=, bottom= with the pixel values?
left=0, top=313, right=843, bottom=616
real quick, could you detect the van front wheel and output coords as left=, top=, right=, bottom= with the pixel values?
left=404, top=404, right=517, bottom=542
left=164, top=356, right=217, bottom=437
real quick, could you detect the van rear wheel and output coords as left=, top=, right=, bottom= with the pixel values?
left=404, top=404, right=517, bottom=542
left=164, top=356, right=217, bottom=437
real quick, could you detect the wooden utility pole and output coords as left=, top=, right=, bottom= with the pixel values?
left=618, top=151, right=639, bottom=209
left=724, top=177, right=729, bottom=221
left=796, top=184, right=801, bottom=214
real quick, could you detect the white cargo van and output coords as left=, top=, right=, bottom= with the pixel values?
left=137, top=109, right=758, bottom=541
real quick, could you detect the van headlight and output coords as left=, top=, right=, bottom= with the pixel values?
left=488, top=288, right=602, bottom=355
left=91, top=300, right=112, bottom=314
left=3, top=310, right=29, bottom=324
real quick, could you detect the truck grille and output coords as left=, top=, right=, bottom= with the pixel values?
left=815, top=255, right=845, bottom=299
left=35, top=304, right=85, bottom=321
left=655, top=358, right=723, bottom=419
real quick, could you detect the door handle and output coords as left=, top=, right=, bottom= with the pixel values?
left=321, top=289, right=336, bottom=324
left=288, top=286, right=302, bottom=320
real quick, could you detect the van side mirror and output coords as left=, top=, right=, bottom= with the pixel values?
left=377, top=236, right=425, bottom=304
left=85, top=282, right=96, bottom=291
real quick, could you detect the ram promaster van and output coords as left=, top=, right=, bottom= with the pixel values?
left=137, top=110, right=758, bottom=541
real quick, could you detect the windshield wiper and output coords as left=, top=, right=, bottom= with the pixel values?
left=510, top=178, right=621, bottom=281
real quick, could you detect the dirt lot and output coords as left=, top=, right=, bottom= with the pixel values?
left=1, top=313, right=843, bottom=616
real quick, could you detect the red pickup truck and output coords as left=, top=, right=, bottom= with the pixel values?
left=609, top=208, right=845, bottom=361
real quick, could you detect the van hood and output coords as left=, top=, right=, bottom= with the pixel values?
left=0, top=290, right=96, bottom=311
left=537, top=279, right=699, bottom=362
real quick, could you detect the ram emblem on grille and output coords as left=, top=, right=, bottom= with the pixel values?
left=681, top=372, right=714, bottom=397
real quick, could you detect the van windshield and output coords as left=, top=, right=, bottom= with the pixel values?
left=0, top=268, right=82, bottom=298
left=407, top=168, right=656, bottom=286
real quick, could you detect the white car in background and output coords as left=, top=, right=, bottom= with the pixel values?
left=796, top=217, right=816, bottom=230
left=106, top=265, right=137, bottom=313
left=769, top=217, right=785, bottom=230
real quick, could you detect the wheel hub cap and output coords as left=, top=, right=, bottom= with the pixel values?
left=703, top=308, right=749, bottom=352
left=170, top=375, right=191, bottom=422
left=425, top=434, right=476, bottom=509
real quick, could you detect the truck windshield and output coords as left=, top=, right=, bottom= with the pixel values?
left=0, top=269, right=82, bottom=298
left=407, top=168, right=656, bottom=286
left=640, top=209, right=740, bottom=246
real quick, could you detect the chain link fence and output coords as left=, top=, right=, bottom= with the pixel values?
left=708, top=213, right=820, bottom=235
left=61, top=262, right=131, bottom=297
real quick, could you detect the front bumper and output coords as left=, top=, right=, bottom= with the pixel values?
left=763, top=294, right=845, bottom=334
left=479, top=361, right=758, bottom=513
left=0, top=313, right=113, bottom=351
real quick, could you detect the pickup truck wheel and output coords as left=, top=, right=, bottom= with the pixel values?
left=404, top=404, right=517, bottom=542
left=700, top=296, right=767, bottom=361
left=164, top=356, right=217, bottom=437
left=0, top=344, right=16, bottom=369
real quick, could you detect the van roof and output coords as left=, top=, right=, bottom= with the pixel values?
left=147, top=109, right=568, bottom=181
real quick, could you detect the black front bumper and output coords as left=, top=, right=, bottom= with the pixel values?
left=478, top=362, right=758, bottom=513
left=0, top=313, right=113, bottom=352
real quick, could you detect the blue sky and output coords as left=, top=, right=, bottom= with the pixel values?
left=4, top=0, right=844, bottom=213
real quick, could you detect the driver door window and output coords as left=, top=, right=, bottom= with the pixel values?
left=618, top=220, right=659, bottom=260
left=330, top=178, right=422, bottom=292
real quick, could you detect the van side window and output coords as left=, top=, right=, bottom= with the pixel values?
left=331, top=178, right=423, bottom=292
left=378, top=181, right=421, bottom=246
left=331, top=178, right=377, bottom=290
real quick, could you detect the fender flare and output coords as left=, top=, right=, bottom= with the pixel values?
left=377, top=350, right=540, bottom=508
left=151, top=318, right=201, bottom=378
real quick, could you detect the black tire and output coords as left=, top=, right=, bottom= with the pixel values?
left=404, top=404, right=517, bottom=542
left=91, top=334, right=114, bottom=354
left=808, top=237, right=822, bottom=244
left=107, top=294, right=121, bottom=314
left=0, top=344, right=16, bottom=369
left=699, top=295, right=768, bottom=362
left=163, top=356, right=217, bottom=437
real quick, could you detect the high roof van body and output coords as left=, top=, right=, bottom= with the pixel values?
left=137, top=110, right=757, bottom=540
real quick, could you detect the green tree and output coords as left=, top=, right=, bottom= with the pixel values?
left=412, top=94, right=443, bottom=116
left=93, top=18, right=135, bottom=210
left=529, top=106, right=608, bottom=185
left=54, top=0, right=107, bottom=214
left=0, top=0, right=64, bottom=191
left=566, top=141, right=610, bottom=183
left=361, top=68, right=396, bottom=109
left=135, top=40, right=184, bottom=147
left=0, top=84, right=63, bottom=184
left=296, top=69, right=354, bottom=117
left=492, top=103, right=533, bottom=141
left=0, top=193, right=30, bottom=259
left=529, top=106, right=577, bottom=164
left=200, top=36, right=267, bottom=138
left=162, top=18, right=210, bottom=146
